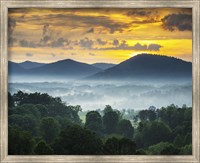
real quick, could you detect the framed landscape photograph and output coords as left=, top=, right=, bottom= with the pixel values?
left=0, top=0, right=200, bottom=162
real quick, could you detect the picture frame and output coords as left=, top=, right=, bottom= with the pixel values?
left=0, top=0, right=199, bottom=162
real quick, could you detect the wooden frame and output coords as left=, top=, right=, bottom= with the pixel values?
left=0, top=0, right=200, bottom=162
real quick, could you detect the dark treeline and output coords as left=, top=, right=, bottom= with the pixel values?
left=8, top=91, right=192, bottom=155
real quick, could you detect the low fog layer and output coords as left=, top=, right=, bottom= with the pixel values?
left=9, top=79, right=192, bottom=110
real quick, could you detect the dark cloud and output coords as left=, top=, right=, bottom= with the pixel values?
left=132, top=43, right=147, bottom=50
left=79, top=37, right=94, bottom=49
left=51, top=37, right=68, bottom=47
left=40, top=24, right=51, bottom=45
left=119, top=40, right=128, bottom=48
left=71, top=53, right=76, bottom=55
left=148, top=44, right=162, bottom=51
left=113, top=39, right=119, bottom=46
left=89, top=53, right=96, bottom=56
left=19, top=39, right=36, bottom=48
left=161, top=14, right=192, bottom=31
left=127, top=10, right=152, bottom=17
left=43, top=24, right=49, bottom=36
left=96, top=38, right=107, bottom=45
left=18, top=13, right=129, bottom=34
left=132, top=43, right=162, bottom=51
left=8, top=17, right=17, bottom=46
left=26, top=53, right=33, bottom=57
left=85, top=27, right=94, bottom=34
left=51, top=53, right=56, bottom=57
left=98, top=42, right=162, bottom=51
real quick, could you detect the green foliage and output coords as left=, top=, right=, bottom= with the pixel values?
left=160, top=144, right=180, bottom=155
left=138, top=121, right=171, bottom=147
left=117, top=119, right=134, bottom=139
left=8, top=92, right=14, bottom=108
left=9, top=114, right=38, bottom=135
left=85, top=111, right=103, bottom=135
left=180, top=144, right=192, bottom=155
left=34, top=140, right=53, bottom=155
left=147, top=142, right=180, bottom=155
left=8, top=91, right=192, bottom=155
left=11, top=104, right=41, bottom=120
left=104, top=137, right=136, bottom=155
left=39, top=117, right=60, bottom=143
left=53, top=125, right=103, bottom=155
left=8, top=125, right=35, bottom=155
left=103, top=106, right=119, bottom=134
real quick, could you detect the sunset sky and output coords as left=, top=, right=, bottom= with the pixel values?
left=8, top=8, right=192, bottom=64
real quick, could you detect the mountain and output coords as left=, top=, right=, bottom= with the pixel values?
left=28, top=59, right=102, bottom=78
left=8, top=61, right=27, bottom=74
left=92, top=63, right=116, bottom=70
left=19, top=61, right=46, bottom=69
left=88, top=54, right=192, bottom=80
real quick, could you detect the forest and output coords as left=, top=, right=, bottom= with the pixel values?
left=8, top=91, right=192, bottom=155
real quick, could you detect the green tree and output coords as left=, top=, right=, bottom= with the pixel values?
left=160, top=144, right=180, bottom=155
left=39, top=117, right=60, bottom=143
left=117, top=119, right=134, bottom=139
left=103, top=106, right=119, bottom=134
left=9, top=114, right=38, bottom=135
left=34, top=140, right=53, bottom=154
left=147, top=142, right=179, bottom=155
left=104, top=137, right=136, bottom=155
left=140, top=121, right=171, bottom=147
left=8, top=125, right=35, bottom=155
left=85, top=111, right=103, bottom=135
left=53, top=125, right=103, bottom=155
left=8, top=92, right=14, bottom=108
left=138, top=110, right=148, bottom=121
left=180, top=144, right=192, bottom=155
left=148, top=110, right=157, bottom=121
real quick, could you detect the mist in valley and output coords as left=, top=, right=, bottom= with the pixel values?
left=9, top=76, right=192, bottom=111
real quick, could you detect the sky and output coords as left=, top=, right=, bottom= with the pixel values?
left=8, top=8, right=192, bottom=64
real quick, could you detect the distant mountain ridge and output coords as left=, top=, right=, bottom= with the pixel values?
left=9, top=59, right=102, bottom=79
left=19, top=61, right=46, bottom=69
left=92, top=63, right=116, bottom=70
left=8, top=54, right=192, bottom=81
left=88, top=54, right=192, bottom=80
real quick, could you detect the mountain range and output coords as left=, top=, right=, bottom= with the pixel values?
left=88, top=54, right=192, bottom=80
left=8, top=54, right=192, bottom=81
left=19, top=61, right=46, bottom=69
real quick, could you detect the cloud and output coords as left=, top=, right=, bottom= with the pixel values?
left=89, top=53, right=96, bottom=56
left=71, top=53, right=76, bottom=55
left=79, top=37, right=94, bottom=49
left=8, top=17, right=17, bottom=46
left=127, top=10, right=152, bottom=17
left=17, top=13, right=129, bottom=34
left=26, top=53, right=33, bottom=57
left=132, top=43, right=162, bottom=51
left=85, top=27, right=94, bottom=34
left=96, top=38, right=107, bottom=45
left=161, top=13, right=192, bottom=31
left=132, top=42, right=147, bottom=50
left=19, top=39, right=36, bottom=48
left=40, top=24, right=51, bottom=45
left=98, top=42, right=162, bottom=51
left=118, top=40, right=128, bottom=48
left=51, top=37, right=68, bottom=47
left=148, top=44, right=162, bottom=51
left=51, top=53, right=56, bottom=57
left=113, top=39, right=119, bottom=46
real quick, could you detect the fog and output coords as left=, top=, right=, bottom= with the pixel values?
left=8, top=76, right=192, bottom=110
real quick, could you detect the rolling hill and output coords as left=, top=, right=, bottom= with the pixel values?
left=92, top=63, right=116, bottom=70
left=19, top=61, right=46, bottom=69
left=27, top=59, right=102, bottom=78
left=88, top=54, right=192, bottom=80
